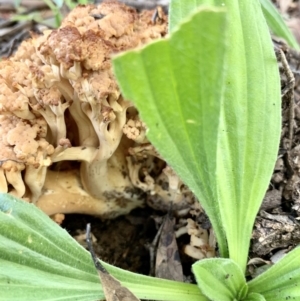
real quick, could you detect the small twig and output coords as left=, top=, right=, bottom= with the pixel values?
left=147, top=218, right=164, bottom=276
left=86, top=223, right=108, bottom=274
left=275, top=48, right=295, bottom=97
left=86, top=224, right=141, bottom=301
left=6, top=39, right=18, bottom=57
left=151, top=8, right=159, bottom=23
left=275, top=47, right=295, bottom=149
left=291, top=69, right=300, bottom=76
left=151, top=6, right=164, bottom=24
left=99, top=0, right=169, bottom=12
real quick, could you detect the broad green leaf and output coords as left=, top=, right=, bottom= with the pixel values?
left=0, top=194, right=103, bottom=301
left=168, top=0, right=216, bottom=32
left=113, top=6, right=229, bottom=257
left=260, top=0, right=300, bottom=50
left=248, top=247, right=300, bottom=300
left=0, top=193, right=206, bottom=301
left=169, top=0, right=299, bottom=51
left=114, top=0, right=281, bottom=272
left=192, top=258, right=247, bottom=301
left=215, top=0, right=280, bottom=272
left=103, top=263, right=207, bottom=301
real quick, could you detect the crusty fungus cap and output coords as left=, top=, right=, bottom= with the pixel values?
left=0, top=1, right=197, bottom=220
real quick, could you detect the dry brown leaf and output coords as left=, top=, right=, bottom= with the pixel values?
left=155, top=212, right=184, bottom=282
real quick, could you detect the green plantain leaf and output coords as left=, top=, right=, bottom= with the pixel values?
left=248, top=247, right=300, bottom=300
left=215, top=0, right=281, bottom=272
left=0, top=193, right=103, bottom=301
left=168, top=0, right=216, bottom=32
left=260, top=0, right=300, bottom=50
left=169, top=0, right=299, bottom=51
left=113, top=6, right=229, bottom=257
left=0, top=193, right=206, bottom=301
left=192, top=258, right=247, bottom=301
left=114, top=0, right=281, bottom=272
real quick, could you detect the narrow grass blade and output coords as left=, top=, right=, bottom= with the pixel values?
left=260, top=0, right=300, bottom=50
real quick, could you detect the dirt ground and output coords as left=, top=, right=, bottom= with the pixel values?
left=1, top=0, right=300, bottom=284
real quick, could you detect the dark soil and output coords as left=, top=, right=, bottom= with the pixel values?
left=62, top=208, right=157, bottom=274
left=2, top=0, right=300, bottom=284
left=61, top=205, right=197, bottom=278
